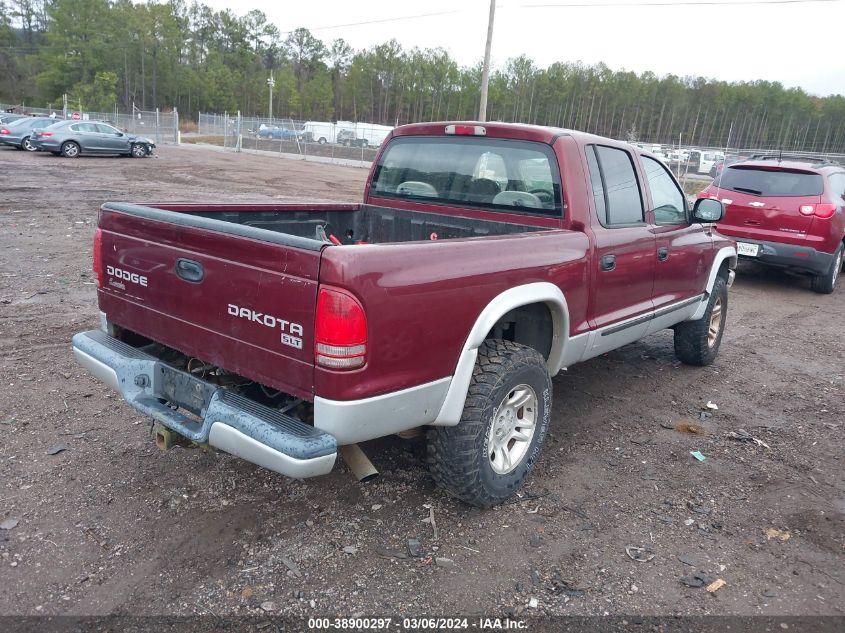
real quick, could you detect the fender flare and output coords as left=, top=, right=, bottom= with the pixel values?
left=432, top=282, right=570, bottom=426
left=689, top=246, right=737, bottom=321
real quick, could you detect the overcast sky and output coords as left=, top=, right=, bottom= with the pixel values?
left=203, top=0, right=845, bottom=97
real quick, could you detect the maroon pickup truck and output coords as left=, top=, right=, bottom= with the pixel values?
left=72, top=122, right=737, bottom=507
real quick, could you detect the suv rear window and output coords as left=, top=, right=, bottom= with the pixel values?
left=370, top=137, right=562, bottom=216
left=718, top=166, right=824, bottom=197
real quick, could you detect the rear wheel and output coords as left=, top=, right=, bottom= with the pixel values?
left=811, top=244, right=843, bottom=294
left=61, top=141, right=80, bottom=158
left=318, top=137, right=327, bottom=145
left=21, top=136, right=36, bottom=152
left=130, top=143, right=147, bottom=158
left=427, top=339, right=552, bottom=508
left=674, top=274, right=728, bottom=366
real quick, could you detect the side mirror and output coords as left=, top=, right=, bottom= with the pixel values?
left=693, top=197, right=724, bottom=223
left=116, top=132, right=123, bottom=136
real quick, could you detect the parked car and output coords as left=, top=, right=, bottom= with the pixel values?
left=29, top=120, right=155, bottom=157
left=72, top=121, right=735, bottom=507
left=257, top=125, right=301, bottom=140
left=0, top=113, right=26, bottom=126
left=700, top=155, right=845, bottom=293
left=709, top=156, right=743, bottom=178
left=0, top=117, right=55, bottom=151
left=688, top=149, right=725, bottom=174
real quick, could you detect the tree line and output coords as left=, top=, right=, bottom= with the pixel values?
left=2, top=0, right=844, bottom=152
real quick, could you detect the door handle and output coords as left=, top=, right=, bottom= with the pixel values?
left=175, top=258, right=204, bottom=283
left=657, top=247, right=669, bottom=262
left=600, top=254, right=616, bottom=271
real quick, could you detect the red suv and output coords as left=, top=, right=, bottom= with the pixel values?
left=699, top=156, right=845, bottom=293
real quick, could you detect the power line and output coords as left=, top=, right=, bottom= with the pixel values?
left=278, top=9, right=463, bottom=36
left=278, top=0, right=839, bottom=36
left=523, top=0, right=841, bottom=7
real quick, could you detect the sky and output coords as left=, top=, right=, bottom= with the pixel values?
left=202, top=0, right=845, bottom=97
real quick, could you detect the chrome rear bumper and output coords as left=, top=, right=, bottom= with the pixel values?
left=72, top=330, right=336, bottom=478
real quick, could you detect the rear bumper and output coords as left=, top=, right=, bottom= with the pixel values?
left=33, top=139, right=61, bottom=151
left=72, top=330, right=337, bottom=478
left=734, top=238, right=834, bottom=275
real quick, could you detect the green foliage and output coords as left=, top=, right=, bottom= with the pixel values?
left=1, top=0, right=844, bottom=152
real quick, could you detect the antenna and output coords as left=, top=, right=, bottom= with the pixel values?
left=715, top=121, right=734, bottom=193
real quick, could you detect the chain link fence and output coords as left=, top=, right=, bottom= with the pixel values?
left=195, top=112, right=386, bottom=167
left=0, top=103, right=180, bottom=144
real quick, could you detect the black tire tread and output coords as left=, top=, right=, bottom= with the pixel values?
left=426, top=339, right=549, bottom=508
left=810, top=243, right=843, bottom=294
left=674, top=275, right=728, bottom=366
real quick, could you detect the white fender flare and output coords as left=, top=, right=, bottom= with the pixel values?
left=689, top=246, right=737, bottom=321
left=432, top=282, right=569, bottom=426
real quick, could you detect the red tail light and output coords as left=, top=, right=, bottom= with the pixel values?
left=813, top=203, right=836, bottom=219
left=40, top=131, right=53, bottom=137
left=315, top=286, right=367, bottom=369
left=0, top=128, right=9, bottom=135
left=92, top=228, right=104, bottom=288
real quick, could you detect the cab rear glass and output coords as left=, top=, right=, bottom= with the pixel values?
left=370, top=136, right=563, bottom=216
left=718, top=166, right=824, bottom=197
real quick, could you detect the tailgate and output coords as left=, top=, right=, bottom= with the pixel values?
left=97, top=203, right=323, bottom=400
left=718, top=188, right=818, bottom=246
left=714, top=166, right=823, bottom=247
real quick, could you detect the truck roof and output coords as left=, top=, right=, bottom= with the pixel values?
left=392, top=121, right=628, bottom=148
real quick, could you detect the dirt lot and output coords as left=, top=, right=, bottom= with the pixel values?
left=0, top=144, right=843, bottom=620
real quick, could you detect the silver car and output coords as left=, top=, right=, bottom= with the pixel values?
left=0, top=117, right=55, bottom=151
left=29, top=120, right=155, bottom=158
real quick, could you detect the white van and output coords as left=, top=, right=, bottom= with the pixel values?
left=303, top=121, right=337, bottom=145
left=688, top=149, right=725, bottom=174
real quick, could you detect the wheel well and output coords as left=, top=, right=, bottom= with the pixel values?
left=484, top=303, right=553, bottom=361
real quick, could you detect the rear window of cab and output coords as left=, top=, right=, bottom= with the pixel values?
left=370, top=136, right=563, bottom=216
left=718, top=166, right=824, bottom=197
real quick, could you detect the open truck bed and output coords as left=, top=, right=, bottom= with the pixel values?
left=117, top=201, right=545, bottom=246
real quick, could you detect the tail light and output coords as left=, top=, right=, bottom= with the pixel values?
left=799, top=203, right=836, bottom=219
left=315, top=286, right=367, bottom=369
left=92, top=228, right=104, bottom=287
left=0, top=128, right=9, bottom=135
left=813, top=203, right=836, bottom=219
left=39, top=131, right=53, bottom=137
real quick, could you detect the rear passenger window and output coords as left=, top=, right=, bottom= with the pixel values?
left=588, top=145, right=644, bottom=225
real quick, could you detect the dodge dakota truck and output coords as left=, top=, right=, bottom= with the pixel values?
left=72, top=122, right=736, bottom=507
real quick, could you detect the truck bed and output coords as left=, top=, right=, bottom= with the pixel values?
left=107, top=202, right=546, bottom=246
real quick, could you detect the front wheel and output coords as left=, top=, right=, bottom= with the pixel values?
left=61, top=141, right=80, bottom=158
left=811, top=244, right=843, bottom=294
left=22, top=136, right=37, bottom=152
left=130, top=143, right=148, bottom=158
left=674, top=275, right=728, bottom=366
left=427, top=339, right=552, bottom=508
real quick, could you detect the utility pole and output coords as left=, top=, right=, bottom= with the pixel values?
left=477, top=0, right=496, bottom=122
left=267, top=71, right=276, bottom=121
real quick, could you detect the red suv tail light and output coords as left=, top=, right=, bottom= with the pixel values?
left=799, top=203, right=836, bottom=219
left=315, top=286, right=367, bottom=369
left=92, top=228, right=104, bottom=287
left=813, top=203, right=836, bottom=219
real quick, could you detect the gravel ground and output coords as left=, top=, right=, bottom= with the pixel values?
left=0, top=143, right=843, bottom=620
